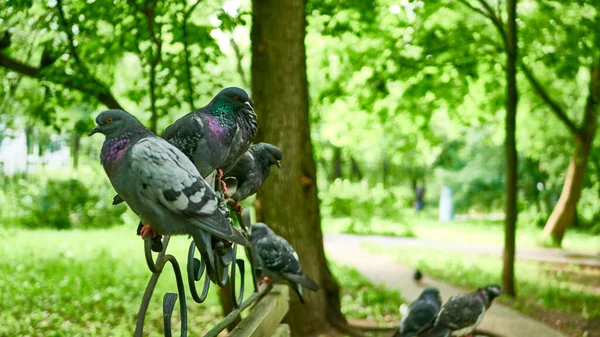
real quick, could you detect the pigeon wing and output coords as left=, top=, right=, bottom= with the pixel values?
left=130, top=137, right=248, bottom=246
left=401, top=300, right=440, bottom=337
left=435, top=293, right=484, bottom=330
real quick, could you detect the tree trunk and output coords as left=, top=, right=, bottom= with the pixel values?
left=543, top=65, right=599, bottom=245
left=543, top=139, right=593, bottom=243
left=331, top=146, right=342, bottom=181
left=350, top=155, right=363, bottom=180
left=217, top=283, right=241, bottom=332
left=251, top=1, right=359, bottom=335
left=502, top=0, right=518, bottom=297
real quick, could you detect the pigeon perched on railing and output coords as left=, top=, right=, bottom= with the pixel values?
left=433, top=285, right=503, bottom=337
left=395, top=288, right=443, bottom=337
left=162, top=87, right=258, bottom=191
left=90, top=109, right=249, bottom=274
left=224, top=143, right=282, bottom=213
left=249, top=222, right=319, bottom=303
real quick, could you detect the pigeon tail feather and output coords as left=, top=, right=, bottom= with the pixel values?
left=283, top=273, right=319, bottom=291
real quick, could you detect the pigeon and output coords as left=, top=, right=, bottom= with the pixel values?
left=249, top=222, right=319, bottom=303
left=89, top=109, right=249, bottom=277
left=223, top=143, right=282, bottom=212
left=162, top=87, right=258, bottom=186
left=433, top=285, right=503, bottom=337
left=397, top=288, right=443, bottom=337
left=413, top=269, right=423, bottom=283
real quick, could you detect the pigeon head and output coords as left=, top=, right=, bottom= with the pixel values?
left=418, top=287, right=441, bottom=303
left=255, top=143, right=282, bottom=168
left=250, top=222, right=274, bottom=241
left=89, top=109, right=145, bottom=138
left=213, top=87, right=256, bottom=120
left=479, top=284, right=503, bottom=307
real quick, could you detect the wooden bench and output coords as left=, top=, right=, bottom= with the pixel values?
left=228, top=285, right=290, bottom=337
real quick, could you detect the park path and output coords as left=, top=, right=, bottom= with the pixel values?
left=325, top=233, right=600, bottom=267
left=323, top=234, right=569, bottom=337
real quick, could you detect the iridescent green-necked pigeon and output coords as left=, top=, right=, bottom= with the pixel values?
left=433, top=285, right=503, bottom=337
left=89, top=109, right=249, bottom=272
left=395, top=288, right=443, bottom=337
left=249, top=222, right=319, bottom=303
left=162, top=87, right=258, bottom=182
left=223, top=143, right=282, bottom=212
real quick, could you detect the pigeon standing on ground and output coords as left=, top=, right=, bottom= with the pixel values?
left=250, top=222, right=319, bottom=303
left=89, top=109, right=249, bottom=276
left=394, top=288, right=443, bottom=337
left=162, top=87, right=258, bottom=189
left=433, top=285, right=503, bottom=337
left=413, top=269, right=423, bottom=283
left=224, top=143, right=282, bottom=212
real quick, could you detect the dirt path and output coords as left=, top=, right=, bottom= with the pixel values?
left=326, top=233, right=600, bottom=267
left=324, top=235, right=568, bottom=337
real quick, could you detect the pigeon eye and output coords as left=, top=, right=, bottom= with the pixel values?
left=233, top=95, right=240, bottom=101
left=106, top=117, right=113, bottom=124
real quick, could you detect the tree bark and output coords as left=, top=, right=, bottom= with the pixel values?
left=543, top=65, right=599, bottom=244
left=251, top=0, right=359, bottom=335
left=331, top=146, right=342, bottom=181
left=502, top=0, right=518, bottom=297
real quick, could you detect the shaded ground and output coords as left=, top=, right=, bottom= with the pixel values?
left=324, top=234, right=599, bottom=337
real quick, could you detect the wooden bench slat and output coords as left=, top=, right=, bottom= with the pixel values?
left=228, top=285, right=290, bottom=337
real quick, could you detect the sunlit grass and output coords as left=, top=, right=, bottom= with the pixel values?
left=0, top=226, right=405, bottom=336
left=363, top=243, right=600, bottom=319
left=323, top=209, right=600, bottom=254
left=0, top=226, right=243, bottom=337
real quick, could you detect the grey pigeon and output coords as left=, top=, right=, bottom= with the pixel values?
left=250, top=222, right=319, bottom=303
left=434, top=285, right=503, bottom=337
left=396, top=288, right=443, bottom=337
left=89, top=109, right=249, bottom=277
left=224, top=143, right=282, bottom=212
left=162, top=87, right=258, bottom=182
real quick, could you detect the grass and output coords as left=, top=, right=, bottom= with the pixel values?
left=0, top=226, right=404, bottom=336
left=363, top=242, right=600, bottom=320
left=322, top=209, right=600, bottom=254
left=330, top=263, right=404, bottom=324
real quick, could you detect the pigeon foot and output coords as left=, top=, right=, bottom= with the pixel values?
left=216, top=168, right=228, bottom=194
left=233, top=201, right=243, bottom=214
left=140, top=224, right=158, bottom=239
left=260, top=276, right=272, bottom=285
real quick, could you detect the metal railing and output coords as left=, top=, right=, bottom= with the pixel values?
left=133, top=177, right=268, bottom=337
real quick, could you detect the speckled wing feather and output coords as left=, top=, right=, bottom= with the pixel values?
left=435, top=293, right=484, bottom=331
left=224, top=151, right=259, bottom=201
left=162, top=112, right=227, bottom=178
left=400, top=298, right=441, bottom=337
left=256, top=235, right=302, bottom=276
left=129, top=137, right=247, bottom=246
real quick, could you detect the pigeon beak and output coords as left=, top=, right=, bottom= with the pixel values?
left=276, top=160, right=281, bottom=168
left=88, top=126, right=101, bottom=136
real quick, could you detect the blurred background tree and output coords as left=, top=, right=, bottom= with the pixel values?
left=1, top=0, right=599, bottom=336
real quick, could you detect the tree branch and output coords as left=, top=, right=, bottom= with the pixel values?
left=457, top=0, right=506, bottom=45
left=181, top=0, right=202, bottom=109
left=55, top=0, right=123, bottom=110
left=0, top=53, right=122, bottom=109
left=230, top=36, right=249, bottom=88
left=519, top=62, right=580, bottom=135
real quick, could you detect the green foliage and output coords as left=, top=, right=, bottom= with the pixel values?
left=329, top=262, right=404, bottom=323
left=0, top=167, right=126, bottom=229
left=365, top=244, right=600, bottom=319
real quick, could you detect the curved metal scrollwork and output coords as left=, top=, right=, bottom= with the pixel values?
left=134, top=174, right=262, bottom=337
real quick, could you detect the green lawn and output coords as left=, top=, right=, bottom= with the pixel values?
left=0, top=226, right=403, bottom=336
left=363, top=243, right=600, bottom=320
left=323, top=210, right=600, bottom=254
